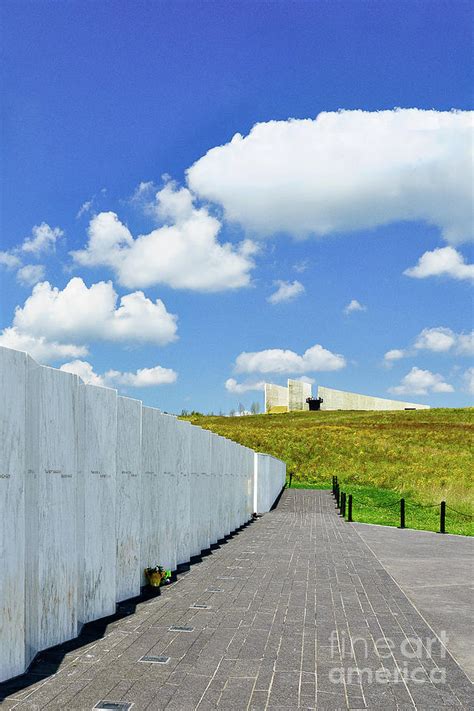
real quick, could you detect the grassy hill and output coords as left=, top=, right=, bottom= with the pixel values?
left=183, top=408, right=474, bottom=536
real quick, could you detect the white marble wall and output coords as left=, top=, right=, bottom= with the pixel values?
left=175, top=419, right=191, bottom=565
left=317, top=385, right=430, bottom=411
left=0, top=345, right=286, bottom=682
left=254, top=453, right=286, bottom=514
left=264, top=382, right=289, bottom=413
left=25, top=359, right=79, bottom=664
left=77, top=382, right=117, bottom=625
left=156, top=414, right=178, bottom=572
left=288, top=379, right=312, bottom=411
left=116, top=396, right=142, bottom=602
left=141, top=406, right=162, bottom=579
left=0, top=348, right=26, bottom=683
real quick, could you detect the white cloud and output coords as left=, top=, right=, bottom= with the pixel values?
left=404, top=246, right=474, bottom=281
left=76, top=200, right=94, bottom=219
left=21, top=223, right=63, bottom=254
left=106, top=365, right=177, bottom=387
left=384, top=349, right=406, bottom=364
left=59, top=360, right=105, bottom=386
left=11, top=277, right=178, bottom=346
left=267, top=280, right=305, bottom=304
left=225, top=378, right=265, bottom=394
left=457, top=332, right=474, bottom=356
left=293, top=260, right=308, bottom=273
left=389, top=367, right=454, bottom=396
left=0, top=328, right=88, bottom=363
left=234, top=344, right=346, bottom=375
left=188, top=109, right=473, bottom=243
left=294, top=375, right=315, bottom=384
left=16, top=264, right=45, bottom=286
left=344, top=299, right=366, bottom=315
left=385, top=327, right=473, bottom=364
left=0, top=251, right=21, bottom=269
left=414, top=327, right=457, bottom=353
left=71, top=184, right=257, bottom=292
left=464, top=367, right=474, bottom=395
left=60, top=360, right=177, bottom=388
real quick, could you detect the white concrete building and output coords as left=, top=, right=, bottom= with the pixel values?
left=265, top=380, right=429, bottom=412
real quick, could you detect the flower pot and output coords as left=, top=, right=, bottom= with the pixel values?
left=147, top=571, right=163, bottom=587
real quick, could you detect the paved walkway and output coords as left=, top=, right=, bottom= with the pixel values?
left=1, top=489, right=473, bottom=710
left=353, top=522, right=474, bottom=682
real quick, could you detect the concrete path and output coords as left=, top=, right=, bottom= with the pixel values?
left=352, top=522, right=474, bottom=682
left=1, top=489, right=472, bottom=710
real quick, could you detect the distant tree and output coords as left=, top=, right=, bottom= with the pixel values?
left=250, top=401, right=261, bottom=415
left=229, top=408, right=236, bottom=417
left=180, top=409, right=189, bottom=416
left=238, top=402, right=245, bottom=415
left=218, top=410, right=225, bottom=417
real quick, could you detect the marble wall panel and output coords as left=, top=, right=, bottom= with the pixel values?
left=25, top=358, right=79, bottom=663
left=156, top=414, right=178, bottom=572
left=0, top=347, right=26, bottom=682
left=175, top=419, right=191, bottom=565
left=116, top=396, right=142, bottom=602
left=141, top=407, right=161, bottom=579
left=77, top=382, right=117, bottom=625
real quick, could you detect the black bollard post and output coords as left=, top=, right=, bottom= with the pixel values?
left=336, top=485, right=340, bottom=508
left=440, top=501, right=446, bottom=534
left=289, top=472, right=293, bottom=488
left=348, top=494, right=353, bottom=522
left=342, top=492, right=346, bottom=518
left=332, top=475, right=335, bottom=495
left=399, top=498, right=405, bottom=529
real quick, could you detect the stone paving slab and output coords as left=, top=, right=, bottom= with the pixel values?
left=352, top=522, right=474, bottom=682
left=1, top=489, right=473, bottom=710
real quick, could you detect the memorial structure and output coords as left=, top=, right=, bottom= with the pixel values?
left=0, top=345, right=286, bottom=683
left=265, top=380, right=429, bottom=413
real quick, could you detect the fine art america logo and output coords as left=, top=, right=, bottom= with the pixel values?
left=328, top=630, right=448, bottom=685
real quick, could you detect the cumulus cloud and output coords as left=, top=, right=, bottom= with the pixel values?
left=106, top=365, right=177, bottom=387
left=16, top=264, right=45, bottom=286
left=267, top=280, right=305, bottom=304
left=9, top=277, right=177, bottom=347
left=0, top=328, right=88, bottom=363
left=464, top=367, right=474, bottom=395
left=188, top=109, right=473, bottom=243
left=225, top=378, right=265, bottom=394
left=414, top=327, right=457, bottom=352
left=0, top=251, right=21, bottom=269
left=384, top=349, right=406, bottom=365
left=59, top=360, right=105, bottom=386
left=389, top=367, right=454, bottom=396
left=60, top=360, right=177, bottom=388
left=21, top=223, right=63, bottom=254
left=404, top=246, right=474, bottom=281
left=234, top=344, right=346, bottom=375
left=71, top=183, right=257, bottom=292
left=385, top=327, right=473, bottom=364
left=344, top=299, right=366, bottom=315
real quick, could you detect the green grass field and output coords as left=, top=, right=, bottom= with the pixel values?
left=183, top=408, right=474, bottom=536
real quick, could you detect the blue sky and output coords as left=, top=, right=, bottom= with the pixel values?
left=1, top=1, right=472, bottom=412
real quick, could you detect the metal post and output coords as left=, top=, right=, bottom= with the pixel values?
left=336, top=485, right=340, bottom=508
left=332, top=475, right=335, bottom=495
left=342, top=492, right=346, bottom=518
left=348, top=494, right=353, bottom=522
left=440, top=501, right=446, bottom=534
left=289, top=472, right=293, bottom=488
left=399, top=498, right=405, bottom=529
